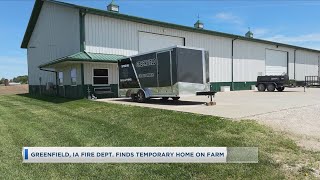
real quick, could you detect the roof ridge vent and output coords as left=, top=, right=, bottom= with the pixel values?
left=245, top=27, right=253, bottom=38
left=194, top=14, right=204, bottom=29
left=107, top=0, right=119, bottom=13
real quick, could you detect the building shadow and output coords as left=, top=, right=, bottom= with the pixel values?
left=111, top=98, right=206, bottom=106
left=17, top=93, right=77, bottom=104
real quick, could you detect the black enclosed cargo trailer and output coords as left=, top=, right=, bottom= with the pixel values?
left=118, top=46, right=212, bottom=102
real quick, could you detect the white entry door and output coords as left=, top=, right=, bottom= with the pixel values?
left=265, top=49, right=288, bottom=75
left=138, top=32, right=184, bottom=53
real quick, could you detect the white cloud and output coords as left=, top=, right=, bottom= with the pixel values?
left=214, top=12, right=242, bottom=25
left=251, top=28, right=269, bottom=37
left=264, top=33, right=320, bottom=43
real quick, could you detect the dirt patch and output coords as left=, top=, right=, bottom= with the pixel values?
left=0, top=85, right=28, bottom=95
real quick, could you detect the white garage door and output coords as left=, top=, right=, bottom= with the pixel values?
left=138, top=32, right=184, bottom=53
left=266, top=49, right=288, bottom=75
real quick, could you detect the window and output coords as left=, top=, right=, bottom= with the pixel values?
left=93, top=69, right=109, bottom=85
left=58, top=72, right=63, bottom=85
left=71, top=68, right=77, bottom=86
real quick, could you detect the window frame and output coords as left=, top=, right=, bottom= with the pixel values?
left=58, top=71, right=63, bottom=86
left=70, top=68, right=77, bottom=86
left=92, top=68, right=109, bottom=86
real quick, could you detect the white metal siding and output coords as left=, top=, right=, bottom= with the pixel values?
left=84, top=14, right=232, bottom=83
left=233, top=40, right=294, bottom=81
left=295, top=50, right=319, bottom=81
left=265, top=49, right=288, bottom=75
left=83, top=63, right=118, bottom=85
left=138, top=32, right=184, bottom=53
left=27, top=1, right=80, bottom=85
left=84, top=13, right=318, bottom=83
left=233, top=40, right=265, bottom=82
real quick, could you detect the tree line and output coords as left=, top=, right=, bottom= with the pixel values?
left=0, top=75, right=28, bottom=84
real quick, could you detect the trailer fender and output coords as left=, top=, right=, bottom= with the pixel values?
left=142, top=88, right=152, bottom=98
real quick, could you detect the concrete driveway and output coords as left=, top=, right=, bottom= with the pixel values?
left=98, top=87, right=320, bottom=151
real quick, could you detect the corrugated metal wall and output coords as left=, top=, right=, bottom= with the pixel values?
left=83, top=13, right=319, bottom=84
left=84, top=14, right=232, bottom=83
left=27, top=1, right=80, bottom=85
left=27, top=3, right=320, bottom=89
left=295, top=50, right=319, bottom=81
left=233, top=40, right=295, bottom=81
left=83, top=62, right=118, bottom=85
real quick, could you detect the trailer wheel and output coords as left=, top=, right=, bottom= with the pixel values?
left=137, top=90, right=147, bottom=103
left=172, top=97, right=180, bottom=101
left=257, top=84, right=266, bottom=92
left=276, top=87, right=285, bottom=92
left=267, top=84, right=276, bottom=92
left=131, top=94, right=137, bottom=102
left=161, top=97, right=169, bottom=101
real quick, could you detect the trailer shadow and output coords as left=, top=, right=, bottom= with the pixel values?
left=111, top=98, right=205, bottom=106
left=252, top=90, right=304, bottom=93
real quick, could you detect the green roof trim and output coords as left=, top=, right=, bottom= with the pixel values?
left=22, top=0, right=320, bottom=54
left=39, top=52, right=125, bottom=68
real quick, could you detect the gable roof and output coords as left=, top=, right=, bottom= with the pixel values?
left=21, top=0, right=320, bottom=54
left=39, top=52, right=125, bottom=68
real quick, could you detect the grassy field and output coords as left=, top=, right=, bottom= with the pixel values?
left=0, top=94, right=319, bottom=179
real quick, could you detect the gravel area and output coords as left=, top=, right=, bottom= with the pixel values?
left=98, top=87, right=320, bottom=151
left=249, top=104, right=320, bottom=151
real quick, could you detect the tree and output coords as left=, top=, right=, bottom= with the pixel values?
left=12, top=75, right=28, bottom=84
left=0, top=78, right=5, bottom=84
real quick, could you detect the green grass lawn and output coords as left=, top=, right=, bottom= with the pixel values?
left=0, top=95, right=319, bottom=179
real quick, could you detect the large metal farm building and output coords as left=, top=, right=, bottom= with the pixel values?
left=21, top=0, right=320, bottom=98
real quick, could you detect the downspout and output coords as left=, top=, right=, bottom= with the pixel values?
left=39, top=68, right=59, bottom=96
left=79, top=9, right=86, bottom=98
left=79, top=9, right=86, bottom=52
left=231, top=37, right=239, bottom=91
left=294, top=49, right=297, bottom=80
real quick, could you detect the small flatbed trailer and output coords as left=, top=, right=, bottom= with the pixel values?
left=256, top=75, right=289, bottom=92
left=304, top=76, right=320, bottom=92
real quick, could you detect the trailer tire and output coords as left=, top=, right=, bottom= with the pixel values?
left=172, top=97, right=180, bottom=101
left=267, top=84, right=276, bottom=92
left=161, top=97, right=169, bottom=101
left=131, top=94, right=137, bottom=102
left=137, top=90, right=147, bottom=103
left=277, top=87, right=285, bottom=92
left=257, top=84, right=266, bottom=92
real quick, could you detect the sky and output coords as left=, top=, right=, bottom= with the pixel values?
left=1, top=0, right=320, bottom=79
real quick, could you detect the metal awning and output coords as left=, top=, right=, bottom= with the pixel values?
left=39, top=52, right=126, bottom=68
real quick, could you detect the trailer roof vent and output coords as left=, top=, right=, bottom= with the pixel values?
left=107, top=0, right=119, bottom=13
left=194, top=15, right=204, bottom=29
left=245, top=27, right=253, bottom=38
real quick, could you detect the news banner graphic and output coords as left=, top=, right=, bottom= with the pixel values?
left=22, top=147, right=258, bottom=163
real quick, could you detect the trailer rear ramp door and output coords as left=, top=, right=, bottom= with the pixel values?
left=157, top=51, right=173, bottom=94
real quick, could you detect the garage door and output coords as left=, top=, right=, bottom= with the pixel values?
left=138, top=32, right=184, bottom=53
left=266, top=49, right=288, bottom=75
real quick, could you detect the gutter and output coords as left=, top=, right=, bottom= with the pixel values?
left=39, top=68, right=59, bottom=96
